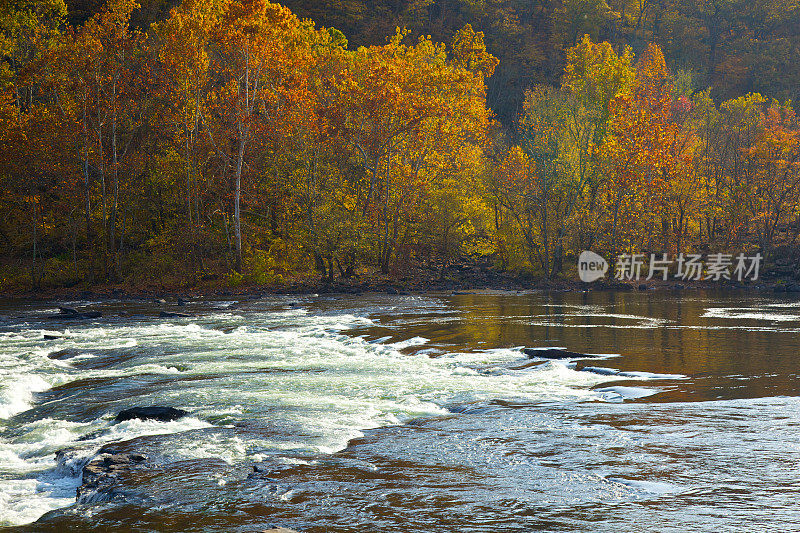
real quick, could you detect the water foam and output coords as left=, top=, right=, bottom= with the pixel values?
left=0, top=298, right=676, bottom=526
left=703, top=307, right=800, bottom=322
left=595, top=386, right=660, bottom=401
left=0, top=375, right=52, bottom=419
left=0, top=478, right=78, bottom=527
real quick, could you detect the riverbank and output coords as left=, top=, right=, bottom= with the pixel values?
left=2, top=269, right=797, bottom=303
left=3, top=254, right=800, bottom=301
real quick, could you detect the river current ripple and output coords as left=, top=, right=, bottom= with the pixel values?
left=0, top=291, right=798, bottom=531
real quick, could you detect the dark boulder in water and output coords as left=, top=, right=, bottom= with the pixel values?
left=159, top=311, right=192, bottom=318
left=43, top=333, right=63, bottom=340
left=115, top=406, right=188, bottom=423
left=49, top=306, right=102, bottom=320
left=522, top=347, right=597, bottom=359
left=76, top=452, right=147, bottom=503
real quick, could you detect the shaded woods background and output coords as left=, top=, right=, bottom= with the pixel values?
left=1, top=0, right=799, bottom=290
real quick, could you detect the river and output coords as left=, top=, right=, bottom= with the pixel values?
left=1, top=290, right=799, bottom=531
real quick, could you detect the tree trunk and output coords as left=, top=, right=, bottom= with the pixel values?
left=234, top=134, right=244, bottom=273
left=82, top=87, right=92, bottom=281
left=540, top=201, right=550, bottom=279
left=96, top=71, right=107, bottom=279
left=111, top=78, right=120, bottom=280
left=30, top=190, right=38, bottom=288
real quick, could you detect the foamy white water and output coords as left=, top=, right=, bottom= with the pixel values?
left=0, top=297, right=635, bottom=526
left=1, top=292, right=797, bottom=530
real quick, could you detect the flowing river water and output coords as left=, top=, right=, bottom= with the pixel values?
left=0, top=290, right=799, bottom=532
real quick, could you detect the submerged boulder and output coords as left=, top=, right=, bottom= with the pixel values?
left=47, top=349, right=82, bottom=360
left=159, top=311, right=192, bottom=318
left=579, top=366, right=619, bottom=376
left=508, top=360, right=547, bottom=370
left=522, top=347, right=597, bottom=359
left=115, top=406, right=188, bottom=423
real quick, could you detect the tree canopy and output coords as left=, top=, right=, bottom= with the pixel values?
left=1, top=0, right=798, bottom=290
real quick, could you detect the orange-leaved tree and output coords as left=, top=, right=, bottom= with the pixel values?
left=597, top=43, right=698, bottom=254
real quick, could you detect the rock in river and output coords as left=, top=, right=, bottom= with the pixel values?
left=48, top=306, right=102, bottom=320
left=522, top=347, right=597, bottom=359
left=115, top=406, right=188, bottom=423
left=76, top=452, right=147, bottom=503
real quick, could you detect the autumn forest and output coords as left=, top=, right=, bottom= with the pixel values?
left=1, top=0, right=799, bottom=290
